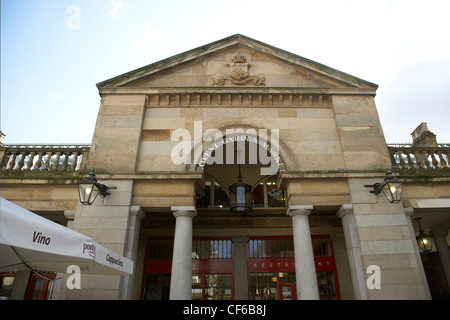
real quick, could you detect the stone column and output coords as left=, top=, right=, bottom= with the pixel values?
left=9, top=271, right=30, bottom=300
left=233, top=236, right=249, bottom=299
left=119, top=206, right=145, bottom=300
left=336, top=204, right=368, bottom=300
left=287, top=205, right=319, bottom=300
left=169, top=206, right=197, bottom=300
left=432, top=229, right=450, bottom=289
left=64, top=210, right=76, bottom=229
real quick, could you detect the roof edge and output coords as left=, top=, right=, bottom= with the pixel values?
left=96, top=34, right=378, bottom=90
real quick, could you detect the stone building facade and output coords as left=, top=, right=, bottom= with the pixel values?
left=1, top=34, right=449, bottom=300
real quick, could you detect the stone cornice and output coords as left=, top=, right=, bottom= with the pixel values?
left=98, top=87, right=377, bottom=109
left=98, top=86, right=377, bottom=97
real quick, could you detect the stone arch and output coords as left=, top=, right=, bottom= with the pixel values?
left=185, top=123, right=298, bottom=173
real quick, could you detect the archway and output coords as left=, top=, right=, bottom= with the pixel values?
left=193, top=128, right=290, bottom=210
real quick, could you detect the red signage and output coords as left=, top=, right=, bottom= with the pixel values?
left=248, top=258, right=295, bottom=273
left=248, top=257, right=335, bottom=273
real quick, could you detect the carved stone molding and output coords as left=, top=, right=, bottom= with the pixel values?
left=146, top=93, right=331, bottom=107
left=212, top=52, right=266, bottom=86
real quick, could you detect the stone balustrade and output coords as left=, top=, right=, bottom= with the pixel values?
left=1, top=143, right=449, bottom=173
left=0, top=144, right=90, bottom=172
left=388, top=144, right=450, bottom=170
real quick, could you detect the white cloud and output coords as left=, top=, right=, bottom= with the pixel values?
left=51, top=93, right=64, bottom=103
left=108, top=0, right=130, bottom=19
left=133, top=22, right=166, bottom=57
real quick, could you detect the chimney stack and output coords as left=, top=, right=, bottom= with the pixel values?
left=411, top=122, right=438, bottom=147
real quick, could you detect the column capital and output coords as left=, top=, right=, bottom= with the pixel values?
left=286, top=205, right=313, bottom=217
left=130, top=206, right=146, bottom=220
left=64, top=209, right=76, bottom=221
left=431, top=228, right=449, bottom=238
left=232, top=236, right=249, bottom=244
left=171, top=206, right=197, bottom=218
left=403, top=206, right=414, bottom=217
left=336, top=204, right=353, bottom=219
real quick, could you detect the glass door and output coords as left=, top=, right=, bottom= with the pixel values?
left=249, top=273, right=278, bottom=300
left=280, top=284, right=297, bottom=300
left=192, top=273, right=232, bottom=300
left=192, top=275, right=203, bottom=300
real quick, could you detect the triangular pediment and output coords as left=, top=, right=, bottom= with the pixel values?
left=97, top=34, right=377, bottom=91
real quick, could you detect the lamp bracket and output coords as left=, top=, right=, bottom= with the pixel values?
left=364, top=183, right=383, bottom=195
left=98, top=185, right=116, bottom=198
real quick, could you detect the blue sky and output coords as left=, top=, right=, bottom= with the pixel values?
left=1, top=0, right=450, bottom=144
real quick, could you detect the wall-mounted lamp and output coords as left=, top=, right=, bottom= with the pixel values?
left=365, top=168, right=404, bottom=203
left=415, top=218, right=433, bottom=253
left=77, top=168, right=114, bottom=205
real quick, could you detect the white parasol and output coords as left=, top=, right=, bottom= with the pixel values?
left=0, top=197, right=133, bottom=276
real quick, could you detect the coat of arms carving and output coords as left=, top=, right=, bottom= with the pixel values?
left=212, top=52, right=266, bottom=86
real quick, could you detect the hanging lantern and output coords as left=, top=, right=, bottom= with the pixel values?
left=415, top=218, right=433, bottom=253
left=228, top=164, right=252, bottom=213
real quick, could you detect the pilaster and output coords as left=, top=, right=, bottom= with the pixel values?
left=431, top=228, right=450, bottom=289
left=404, top=207, right=432, bottom=300
left=119, top=206, right=146, bottom=300
left=336, top=204, right=367, bottom=299
left=62, top=180, right=135, bottom=300
left=346, top=177, right=430, bottom=299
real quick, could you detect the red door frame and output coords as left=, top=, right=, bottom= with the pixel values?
left=0, top=273, right=16, bottom=299
left=24, top=273, right=56, bottom=300
left=247, top=235, right=340, bottom=300
left=280, top=283, right=297, bottom=300
left=143, top=235, right=340, bottom=300
left=143, top=237, right=234, bottom=300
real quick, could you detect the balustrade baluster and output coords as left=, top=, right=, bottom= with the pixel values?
left=408, top=150, right=416, bottom=168
left=24, top=152, right=36, bottom=170
left=70, top=152, right=79, bottom=171
left=406, top=152, right=415, bottom=169
left=424, top=152, right=433, bottom=169
left=51, top=152, right=61, bottom=171
left=441, top=151, right=450, bottom=168
left=43, top=152, right=52, bottom=170
left=431, top=151, right=440, bottom=169
left=79, top=150, right=89, bottom=171
left=398, top=150, right=407, bottom=168
left=0, top=153, right=7, bottom=170
left=389, top=149, right=400, bottom=168
left=5, top=152, right=16, bottom=170
left=60, top=152, right=69, bottom=171
left=32, top=152, right=44, bottom=170
left=16, top=152, right=26, bottom=170
left=436, top=151, right=446, bottom=168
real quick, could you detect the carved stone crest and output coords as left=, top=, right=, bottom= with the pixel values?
left=212, top=52, right=266, bottom=86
